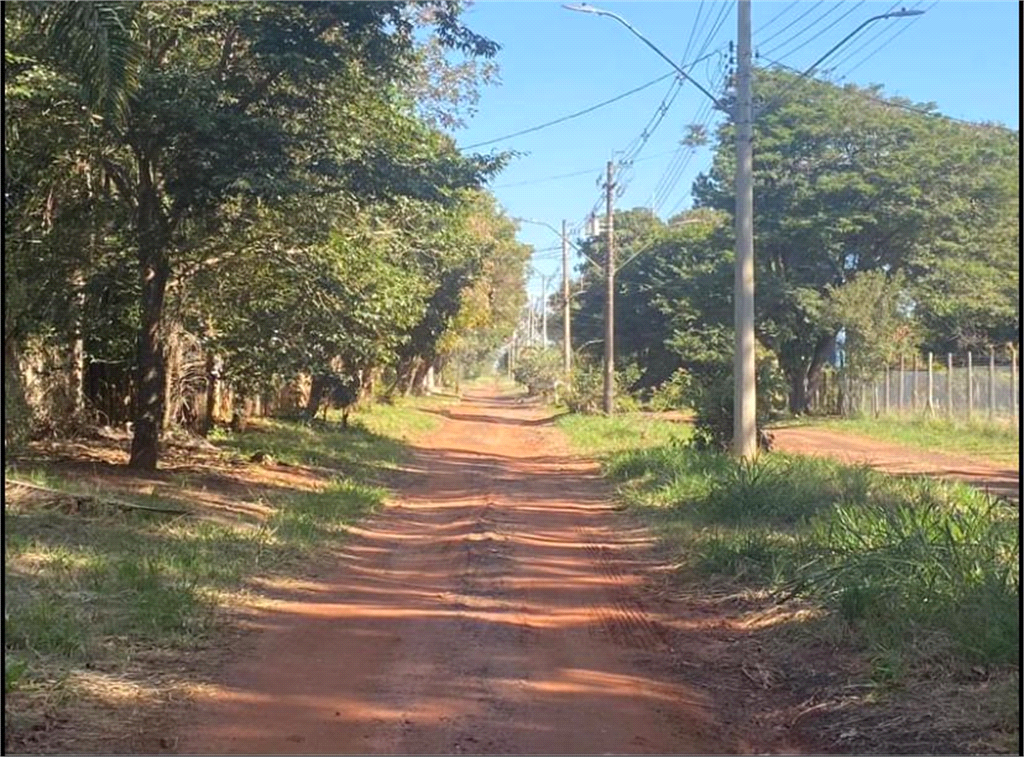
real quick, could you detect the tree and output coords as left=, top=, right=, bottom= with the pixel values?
left=8, top=1, right=504, bottom=469
left=693, top=68, right=1019, bottom=412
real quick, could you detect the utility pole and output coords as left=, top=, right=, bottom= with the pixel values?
left=562, top=219, right=571, bottom=377
left=540, top=273, right=555, bottom=349
left=603, top=160, right=616, bottom=415
left=733, top=0, right=756, bottom=459
left=527, top=300, right=535, bottom=346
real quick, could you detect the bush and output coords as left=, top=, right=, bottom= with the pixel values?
left=512, top=346, right=563, bottom=397
left=684, top=353, right=788, bottom=451
left=564, top=359, right=642, bottom=414
left=647, top=368, right=691, bottom=411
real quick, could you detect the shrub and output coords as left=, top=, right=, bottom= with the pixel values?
left=647, top=368, right=691, bottom=411
left=564, top=358, right=643, bottom=414
left=684, top=353, right=788, bottom=451
left=513, top=346, right=563, bottom=397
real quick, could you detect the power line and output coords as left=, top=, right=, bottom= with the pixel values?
left=756, top=0, right=825, bottom=48
left=835, top=1, right=936, bottom=79
left=762, top=2, right=846, bottom=60
left=757, top=54, right=1012, bottom=132
left=459, top=71, right=675, bottom=151
left=492, top=148, right=684, bottom=190
left=819, top=1, right=907, bottom=75
left=763, top=0, right=866, bottom=64
left=754, top=0, right=800, bottom=36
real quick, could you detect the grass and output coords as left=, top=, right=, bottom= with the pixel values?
left=3, top=396, right=439, bottom=748
left=555, top=412, right=691, bottom=457
left=775, top=413, right=1020, bottom=467
left=560, top=413, right=1020, bottom=670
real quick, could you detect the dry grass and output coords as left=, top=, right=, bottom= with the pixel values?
left=4, top=402, right=435, bottom=754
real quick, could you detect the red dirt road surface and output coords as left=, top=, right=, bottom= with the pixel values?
left=771, top=426, right=1019, bottom=501
left=178, top=390, right=741, bottom=755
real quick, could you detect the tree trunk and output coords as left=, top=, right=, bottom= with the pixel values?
left=70, top=272, right=87, bottom=419
left=129, top=168, right=170, bottom=471
left=393, top=357, right=416, bottom=398
left=306, top=374, right=328, bottom=419
left=411, top=360, right=430, bottom=396
left=803, top=334, right=836, bottom=414
left=787, top=369, right=807, bottom=415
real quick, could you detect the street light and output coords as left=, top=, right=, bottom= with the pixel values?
left=800, top=8, right=926, bottom=80
left=514, top=217, right=593, bottom=377
left=562, top=4, right=729, bottom=112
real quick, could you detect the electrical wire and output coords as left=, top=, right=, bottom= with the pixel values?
left=491, top=148, right=686, bottom=190
left=459, top=71, right=676, bottom=151
left=763, top=0, right=866, bottom=64
left=756, top=0, right=825, bottom=48
left=817, top=1, right=906, bottom=75
left=754, top=0, right=800, bottom=37
left=834, top=1, right=936, bottom=80
left=762, top=2, right=847, bottom=60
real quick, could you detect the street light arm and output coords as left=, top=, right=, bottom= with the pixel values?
left=799, top=9, right=925, bottom=79
left=514, top=216, right=604, bottom=271
left=562, top=3, right=728, bottom=112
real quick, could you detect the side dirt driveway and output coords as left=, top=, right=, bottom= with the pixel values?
left=177, top=390, right=783, bottom=755
left=771, top=426, right=1019, bottom=501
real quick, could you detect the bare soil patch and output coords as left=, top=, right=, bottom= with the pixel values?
left=772, top=426, right=1019, bottom=500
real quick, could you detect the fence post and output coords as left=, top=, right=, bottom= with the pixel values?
left=989, top=346, right=996, bottom=421
left=946, top=352, right=953, bottom=420
left=967, top=351, right=973, bottom=421
left=911, top=354, right=918, bottom=412
left=899, top=356, right=905, bottom=412
left=927, top=352, right=934, bottom=415
left=1012, top=345, right=1019, bottom=420
left=884, top=363, right=890, bottom=414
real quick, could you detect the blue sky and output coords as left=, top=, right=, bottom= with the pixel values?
left=449, top=1, right=1020, bottom=301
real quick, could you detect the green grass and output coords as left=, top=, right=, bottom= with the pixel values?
left=4, top=399, right=434, bottom=715
left=560, top=413, right=1020, bottom=670
left=555, top=412, right=691, bottom=457
left=776, top=414, right=1020, bottom=467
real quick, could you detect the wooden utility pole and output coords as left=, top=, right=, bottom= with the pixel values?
left=562, top=219, right=571, bottom=378
left=603, top=160, right=616, bottom=415
left=733, top=0, right=756, bottom=458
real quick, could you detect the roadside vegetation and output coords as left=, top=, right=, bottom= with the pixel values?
left=3, top=398, right=435, bottom=753
left=774, top=414, right=1020, bottom=467
left=560, top=413, right=1020, bottom=753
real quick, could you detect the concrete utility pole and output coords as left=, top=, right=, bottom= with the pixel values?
left=527, top=301, right=535, bottom=346
left=562, top=219, right=572, bottom=377
left=540, top=272, right=557, bottom=350
left=733, top=0, right=757, bottom=459
left=603, top=160, right=616, bottom=415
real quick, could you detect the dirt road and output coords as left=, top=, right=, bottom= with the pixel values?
left=178, top=390, right=735, bottom=755
left=771, top=426, right=1019, bottom=500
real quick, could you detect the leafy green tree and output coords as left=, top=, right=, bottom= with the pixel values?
left=7, top=1, right=503, bottom=468
left=823, top=270, right=918, bottom=381
left=693, top=68, right=1019, bottom=411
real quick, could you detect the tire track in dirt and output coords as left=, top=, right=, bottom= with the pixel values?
left=175, top=389, right=732, bottom=755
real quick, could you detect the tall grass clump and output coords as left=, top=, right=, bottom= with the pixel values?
left=593, top=438, right=1019, bottom=668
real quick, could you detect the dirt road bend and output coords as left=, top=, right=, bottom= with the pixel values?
left=772, top=426, right=1019, bottom=501
left=179, top=390, right=732, bottom=755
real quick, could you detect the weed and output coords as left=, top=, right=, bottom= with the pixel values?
left=560, top=421, right=1020, bottom=672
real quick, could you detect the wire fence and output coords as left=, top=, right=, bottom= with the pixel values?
left=808, top=347, right=1020, bottom=426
